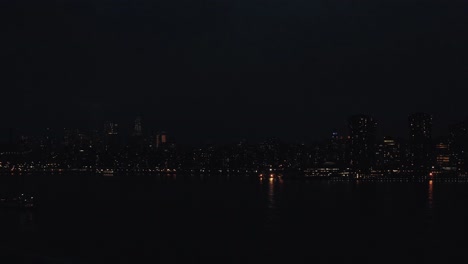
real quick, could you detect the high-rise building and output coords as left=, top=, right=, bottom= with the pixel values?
left=133, top=117, right=142, bottom=137
left=376, top=136, right=401, bottom=171
left=325, top=131, right=346, bottom=168
left=104, top=122, right=120, bottom=152
left=449, top=120, right=468, bottom=174
left=155, top=133, right=161, bottom=149
left=130, top=117, right=144, bottom=154
left=154, top=131, right=167, bottom=149
left=104, top=122, right=118, bottom=135
left=434, top=140, right=451, bottom=170
left=408, top=113, right=432, bottom=173
left=348, top=115, right=377, bottom=172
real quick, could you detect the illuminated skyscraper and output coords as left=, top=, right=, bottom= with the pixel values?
left=154, top=131, right=167, bottom=149
left=408, top=113, right=432, bottom=173
left=348, top=115, right=377, bottom=172
left=434, top=141, right=451, bottom=169
left=376, top=136, right=401, bottom=170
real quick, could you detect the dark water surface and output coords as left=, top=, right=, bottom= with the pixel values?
left=1, top=174, right=468, bottom=263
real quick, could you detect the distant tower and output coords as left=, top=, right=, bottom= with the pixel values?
left=104, top=121, right=118, bottom=135
left=348, top=115, right=377, bottom=172
left=133, top=117, right=142, bottom=136
left=161, top=131, right=167, bottom=144
left=408, top=113, right=432, bottom=172
left=155, top=133, right=161, bottom=148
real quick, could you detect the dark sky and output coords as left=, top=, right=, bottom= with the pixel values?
left=3, top=0, right=468, bottom=143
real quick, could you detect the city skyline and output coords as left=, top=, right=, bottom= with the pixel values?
left=0, top=107, right=467, bottom=144
left=2, top=112, right=467, bottom=145
left=2, top=112, right=468, bottom=178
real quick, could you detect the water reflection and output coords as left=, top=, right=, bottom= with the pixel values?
left=428, top=180, right=433, bottom=209
left=427, top=180, right=434, bottom=226
left=264, top=176, right=282, bottom=229
left=268, top=178, right=275, bottom=209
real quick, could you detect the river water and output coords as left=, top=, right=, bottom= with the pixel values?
left=0, top=173, right=467, bottom=263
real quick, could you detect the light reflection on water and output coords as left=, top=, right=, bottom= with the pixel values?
left=264, top=176, right=283, bottom=229
left=267, top=177, right=275, bottom=209
left=428, top=180, right=434, bottom=210
left=426, top=179, right=434, bottom=227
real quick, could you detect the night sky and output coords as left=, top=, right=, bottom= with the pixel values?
left=3, top=0, right=468, bottom=143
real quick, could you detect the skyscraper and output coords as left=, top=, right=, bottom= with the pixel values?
left=154, top=131, right=167, bottom=149
left=133, top=117, right=142, bottom=137
left=104, top=122, right=118, bottom=135
left=408, top=113, right=432, bottom=173
left=376, top=136, right=401, bottom=171
left=449, top=119, right=468, bottom=174
left=325, top=131, right=345, bottom=167
left=348, top=115, right=377, bottom=172
left=104, top=121, right=119, bottom=152
left=434, top=140, right=451, bottom=170
left=155, top=133, right=161, bottom=149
